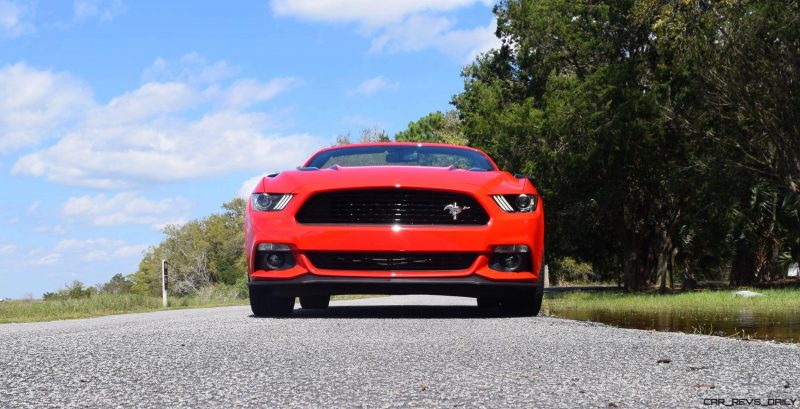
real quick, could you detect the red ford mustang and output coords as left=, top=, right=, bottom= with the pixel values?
left=245, top=143, right=545, bottom=316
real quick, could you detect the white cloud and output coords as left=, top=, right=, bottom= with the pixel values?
left=31, top=225, right=67, bottom=235
left=220, top=77, right=303, bottom=109
left=347, top=76, right=398, bottom=97
left=1, top=0, right=123, bottom=39
left=61, top=192, right=192, bottom=228
left=92, top=82, right=198, bottom=126
left=8, top=57, right=324, bottom=188
left=0, top=243, right=18, bottom=255
left=370, top=14, right=500, bottom=62
left=0, top=62, right=94, bottom=153
left=73, top=0, right=126, bottom=22
left=141, top=52, right=239, bottom=85
left=0, top=0, right=32, bottom=38
left=270, top=0, right=498, bottom=61
left=54, top=238, right=147, bottom=261
left=270, top=0, right=490, bottom=27
left=31, top=253, right=61, bottom=266
left=27, top=200, right=40, bottom=214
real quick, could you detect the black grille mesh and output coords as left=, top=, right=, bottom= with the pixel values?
left=295, top=188, right=488, bottom=225
left=306, top=252, right=478, bottom=271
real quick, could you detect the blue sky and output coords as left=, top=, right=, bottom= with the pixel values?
left=0, top=0, right=499, bottom=298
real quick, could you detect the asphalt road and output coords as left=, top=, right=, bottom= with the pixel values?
left=1, top=295, right=798, bottom=408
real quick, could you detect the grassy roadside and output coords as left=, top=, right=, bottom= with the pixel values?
left=542, top=289, right=800, bottom=314
left=0, top=293, right=380, bottom=324
left=541, top=289, right=800, bottom=342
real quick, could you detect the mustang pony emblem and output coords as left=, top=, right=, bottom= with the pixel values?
left=444, top=202, right=470, bottom=220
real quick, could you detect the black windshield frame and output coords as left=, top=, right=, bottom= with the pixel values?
left=306, top=145, right=497, bottom=171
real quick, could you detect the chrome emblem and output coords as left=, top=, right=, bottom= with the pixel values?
left=444, top=202, right=470, bottom=220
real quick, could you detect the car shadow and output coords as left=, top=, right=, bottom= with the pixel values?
left=251, top=305, right=508, bottom=319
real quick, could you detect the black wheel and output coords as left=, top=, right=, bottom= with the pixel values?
left=300, top=295, right=330, bottom=309
left=499, top=262, right=545, bottom=317
left=476, top=297, right=500, bottom=308
left=249, top=286, right=295, bottom=317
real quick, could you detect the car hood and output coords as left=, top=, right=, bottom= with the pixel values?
left=256, top=166, right=532, bottom=195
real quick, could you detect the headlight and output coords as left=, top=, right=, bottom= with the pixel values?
left=492, top=194, right=538, bottom=212
left=251, top=193, right=294, bottom=211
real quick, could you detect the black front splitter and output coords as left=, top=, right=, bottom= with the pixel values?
left=249, top=274, right=537, bottom=298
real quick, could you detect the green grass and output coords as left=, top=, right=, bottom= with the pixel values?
left=542, top=288, right=800, bottom=314
left=0, top=293, right=383, bottom=324
left=0, top=293, right=245, bottom=324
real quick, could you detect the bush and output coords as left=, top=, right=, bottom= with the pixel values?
left=553, top=257, right=595, bottom=284
left=43, top=281, right=96, bottom=300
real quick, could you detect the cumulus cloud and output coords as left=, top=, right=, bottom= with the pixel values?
left=61, top=192, right=192, bottom=228
left=270, top=0, right=499, bottom=61
left=8, top=56, right=323, bottom=188
left=0, top=62, right=94, bottom=152
left=347, top=76, right=398, bottom=97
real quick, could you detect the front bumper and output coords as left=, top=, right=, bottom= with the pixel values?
left=245, top=187, right=545, bottom=284
left=249, top=275, right=538, bottom=298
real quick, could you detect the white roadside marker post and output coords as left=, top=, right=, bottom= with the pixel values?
left=544, top=264, right=550, bottom=288
left=161, top=259, right=169, bottom=308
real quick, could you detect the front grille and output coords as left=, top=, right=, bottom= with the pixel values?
left=306, top=252, right=479, bottom=271
left=295, top=188, right=489, bottom=225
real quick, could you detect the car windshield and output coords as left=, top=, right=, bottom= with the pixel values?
left=306, top=145, right=496, bottom=170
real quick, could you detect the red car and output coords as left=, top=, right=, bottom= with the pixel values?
left=245, top=143, right=545, bottom=316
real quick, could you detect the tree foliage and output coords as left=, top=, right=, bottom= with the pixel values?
left=395, top=110, right=467, bottom=145
left=129, top=198, right=247, bottom=296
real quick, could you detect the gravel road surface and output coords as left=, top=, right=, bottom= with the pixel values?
left=1, top=295, right=798, bottom=408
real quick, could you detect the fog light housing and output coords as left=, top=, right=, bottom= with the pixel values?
left=255, top=243, right=295, bottom=271
left=489, top=244, right=531, bottom=272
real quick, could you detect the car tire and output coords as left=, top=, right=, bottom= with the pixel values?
left=476, top=297, right=500, bottom=308
left=299, top=295, right=330, bottom=309
left=249, top=286, right=295, bottom=317
left=498, top=261, right=545, bottom=317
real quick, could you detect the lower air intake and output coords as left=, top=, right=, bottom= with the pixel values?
left=306, top=252, right=478, bottom=271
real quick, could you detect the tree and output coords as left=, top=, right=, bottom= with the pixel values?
left=130, top=198, right=247, bottom=296
left=334, top=127, right=392, bottom=145
left=395, top=111, right=467, bottom=145
left=99, top=273, right=133, bottom=294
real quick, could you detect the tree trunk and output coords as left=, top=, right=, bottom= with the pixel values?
left=730, top=241, right=756, bottom=286
left=624, top=249, right=640, bottom=291
left=668, top=247, right=678, bottom=290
